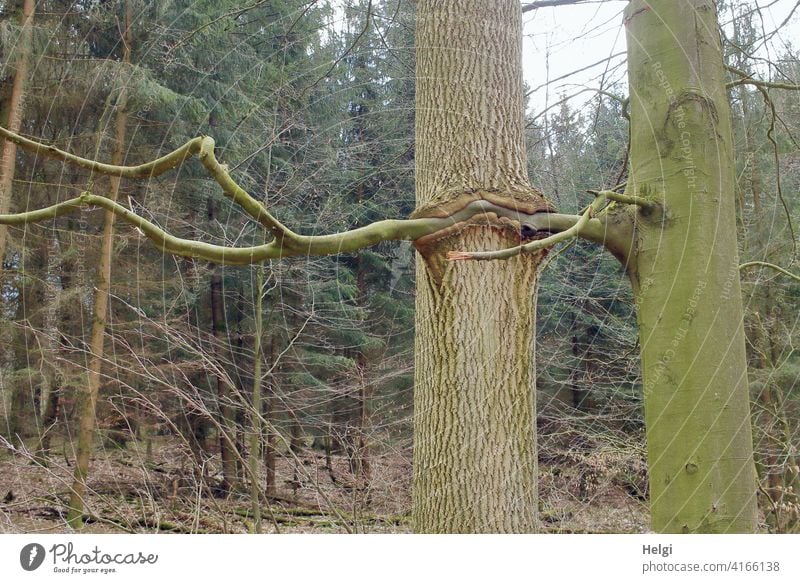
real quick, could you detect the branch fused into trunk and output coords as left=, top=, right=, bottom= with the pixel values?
left=447, top=193, right=608, bottom=261
left=0, top=125, right=606, bottom=264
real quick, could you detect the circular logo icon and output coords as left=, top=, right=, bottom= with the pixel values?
left=20, top=543, right=46, bottom=571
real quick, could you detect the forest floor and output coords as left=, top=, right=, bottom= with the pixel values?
left=0, top=435, right=649, bottom=534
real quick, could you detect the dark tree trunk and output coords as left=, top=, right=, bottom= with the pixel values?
left=207, top=199, right=237, bottom=495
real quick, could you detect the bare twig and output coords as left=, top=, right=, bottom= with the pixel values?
left=527, top=87, right=629, bottom=128
left=525, top=52, right=626, bottom=97
left=726, top=65, right=800, bottom=91
left=740, top=261, right=800, bottom=283
left=302, top=0, right=373, bottom=94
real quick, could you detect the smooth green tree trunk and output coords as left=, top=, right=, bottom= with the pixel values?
left=624, top=0, right=758, bottom=533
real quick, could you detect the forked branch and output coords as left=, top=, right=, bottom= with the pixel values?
left=0, top=126, right=291, bottom=240
left=0, top=126, right=635, bottom=265
left=447, top=193, right=608, bottom=261
left=0, top=125, right=593, bottom=265
left=0, top=190, right=562, bottom=265
left=725, top=65, right=800, bottom=91
left=586, top=189, right=655, bottom=209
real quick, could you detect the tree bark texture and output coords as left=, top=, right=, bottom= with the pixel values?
left=412, top=0, right=550, bottom=533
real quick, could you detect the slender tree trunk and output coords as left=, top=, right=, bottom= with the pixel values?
left=207, top=230, right=237, bottom=495
left=0, top=0, right=35, bottom=264
left=751, top=289, right=798, bottom=531
left=739, top=81, right=786, bottom=525
left=264, top=333, right=277, bottom=497
left=411, top=0, right=551, bottom=533
left=35, top=235, right=65, bottom=462
left=624, top=0, right=758, bottom=533
left=290, top=419, right=302, bottom=499
left=1, top=0, right=36, bottom=441
left=352, top=251, right=370, bottom=489
left=37, top=232, right=81, bottom=461
left=752, top=313, right=781, bottom=501
left=67, top=1, right=131, bottom=527
left=234, top=288, right=247, bottom=482
left=36, top=371, right=62, bottom=461
left=354, top=351, right=371, bottom=490
left=571, top=327, right=595, bottom=413
left=248, top=263, right=265, bottom=532
left=6, top=240, right=46, bottom=443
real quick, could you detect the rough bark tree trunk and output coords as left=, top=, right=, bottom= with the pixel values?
left=623, top=0, right=758, bottom=533
left=411, top=0, right=551, bottom=533
left=67, top=1, right=131, bottom=527
left=0, top=0, right=35, bottom=264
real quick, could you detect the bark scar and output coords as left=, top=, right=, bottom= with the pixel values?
left=623, top=6, right=650, bottom=26
left=412, top=188, right=555, bottom=286
left=414, top=214, right=539, bottom=286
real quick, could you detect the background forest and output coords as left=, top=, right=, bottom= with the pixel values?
left=0, top=0, right=798, bottom=533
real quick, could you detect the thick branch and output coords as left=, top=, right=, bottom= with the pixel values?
left=0, top=192, right=570, bottom=266
left=0, top=125, right=202, bottom=178
left=0, top=125, right=631, bottom=266
left=0, top=126, right=294, bottom=240
left=447, top=193, right=608, bottom=261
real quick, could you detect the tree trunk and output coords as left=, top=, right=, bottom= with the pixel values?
left=289, top=418, right=302, bottom=499
left=67, top=0, right=132, bottom=527
left=34, top=235, right=66, bottom=462
left=353, top=350, right=371, bottom=490
left=411, top=0, right=550, bottom=533
left=248, top=263, right=265, bottom=532
left=624, top=0, right=758, bottom=533
left=207, top=224, right=237, bottom=495
left=6, top=241, right=46, bottom=443
left=264, top=333, right=278, bottom=497
left=0, top=0, right=35, bottom=264
left=1, top=0, right=36, bottom=441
